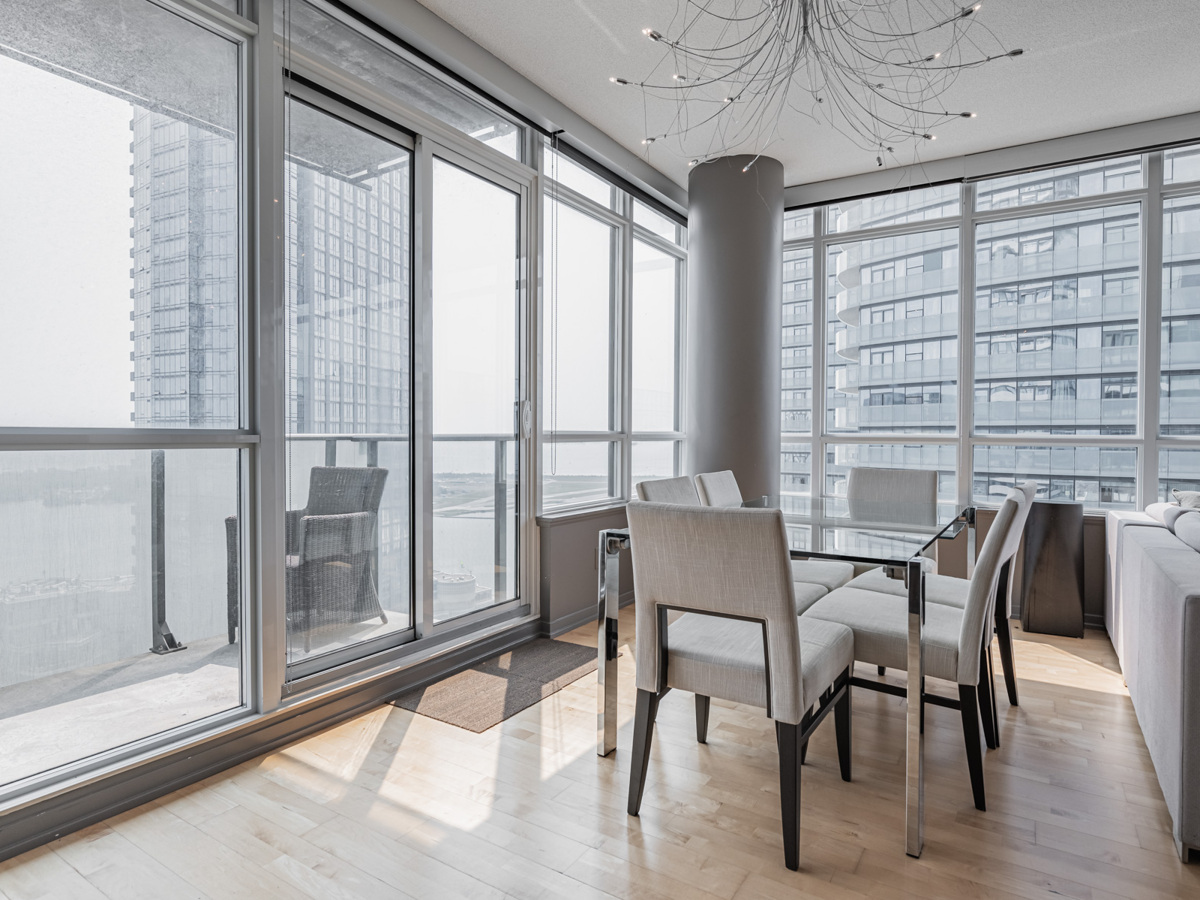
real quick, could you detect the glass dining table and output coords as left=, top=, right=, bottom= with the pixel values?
left=596, top=496, right=974, bottom=859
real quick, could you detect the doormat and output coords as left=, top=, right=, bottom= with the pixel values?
left=391, top=638, right=597, bottom=733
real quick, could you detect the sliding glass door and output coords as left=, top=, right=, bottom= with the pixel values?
left=282, top=95, right=414, bottom=675
left=431, top=158, right=522, bottom=624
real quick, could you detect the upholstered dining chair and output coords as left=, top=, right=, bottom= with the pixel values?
left=625, top=501, right=854, bottom=871
left=694, top=470, right=855, bottom=607
left=842, top=481, right=1038, bottom=736
left=847, top=466, right=938, bottom=526
left=803, top=484, right=1032, bottom=811
left=634, top=475, right=701, bottom=504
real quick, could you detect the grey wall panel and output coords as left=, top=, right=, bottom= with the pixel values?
left=538, top=508, right=632, bottom=638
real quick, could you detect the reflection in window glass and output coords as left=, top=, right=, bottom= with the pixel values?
left=825, top=443, right=956, bottom=517
left=973, top=444, right=1136, bottom=510
left=780, top=442, right=812, bottom=517
left=828, top=185, right=959, bottom=233
left=1, top=0, right=239, bottom=428
left=280, top=1, right=522, bottom=160
left=1160, top=447, right=1200, bottom=499
left=0, top=448, right=242, bottom=787
left=543, top=442, right=615, bottom=511
left=974, top=205, right=1140, bottom=438
left=432, top=160, right=520, bottom=621
left=826, top=230, right=959, bottom=434
left=543, top=198, right=614, bottom=432
left=631, top=441, right=676, bottom=487
left=1165, top=145, right=1200, bottom=185
left=283, top=98, right=412, bottom=665
left=545, top=146, right=613, bottom=207
left=784, top=209, right=814, bottom=241
left=975, top=156, right=1142, bottom=211
left=632, top=241, right=678, bottom=432
left=782, top=248, right=814, bottom=434
left=1162, top=195, right=1200, bottom=435
left=633, top=201, right=678, bottom=241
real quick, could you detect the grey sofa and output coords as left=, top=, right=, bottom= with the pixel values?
left=1108, top=502, right=1200, bottom=861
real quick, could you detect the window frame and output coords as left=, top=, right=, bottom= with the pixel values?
left=537, top=141, right=687, bottom=517
left=784, top=147, right=1200, bottom=518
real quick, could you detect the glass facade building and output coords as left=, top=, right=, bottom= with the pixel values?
left=783, top=149, right=1200, bottom=521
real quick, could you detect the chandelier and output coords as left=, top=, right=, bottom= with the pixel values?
left=611, top=1, right=1024, bottom=169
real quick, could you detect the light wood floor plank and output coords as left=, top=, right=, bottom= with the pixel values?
left=2, top=614, right=1199, bottom=899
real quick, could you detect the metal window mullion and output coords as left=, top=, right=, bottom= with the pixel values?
left=1141, top=151, right=1165, bottom=506
left=147, top=0, right=257, bottom=38
left=250, top=0, right=286, bottom=712
left=619, top=194, right=635, bottom=497
left=969, top=186, right=1150, bottom=225
left=520, top=171, right=538, bottom=619
left=811, top=207, right=827, bottom=548
left=958, top=184, right=977, bottom=508
left=413, top=135, right=435, bottom=639
left=672, top=237, right=688, bottom=478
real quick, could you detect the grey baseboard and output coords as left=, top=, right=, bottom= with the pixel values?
left=0, top=619, right=539, bottom=863
left=541, top=589, right=634, bottom=638
left=1084, top=613, right=1106, bottom=630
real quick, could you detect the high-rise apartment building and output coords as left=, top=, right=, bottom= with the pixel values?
left=782, top=151, right=1200, bottom=511
left=130, top=109, right=238, bottom=427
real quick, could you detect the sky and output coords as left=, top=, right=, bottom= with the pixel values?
left=0, top=56, right=137, bottom=427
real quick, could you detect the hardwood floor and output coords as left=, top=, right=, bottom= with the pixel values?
left=2, top=611, right=1198, bottom=899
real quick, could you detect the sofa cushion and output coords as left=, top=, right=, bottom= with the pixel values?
left=1147, top=501, right=1200, bottom=532
left=1176, top=514, right=1200, bottom=553
left=1173, top=489, right=1200, bottom=509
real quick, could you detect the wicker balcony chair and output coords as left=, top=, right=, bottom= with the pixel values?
left=226, top=466, right=389, bottom=650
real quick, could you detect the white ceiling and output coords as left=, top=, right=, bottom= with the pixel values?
left=413, top=0, right=1200, bottom=189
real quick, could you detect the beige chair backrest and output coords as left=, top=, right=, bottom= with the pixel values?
left=625, top=501, right=807, bottom=723
left=634, top=476, right=701, bottom=505
left=694, top=470, right=744, bottom=508
left=847, top=466, right=937, bottom=526
left=956, top=485, right=1032, bottom=685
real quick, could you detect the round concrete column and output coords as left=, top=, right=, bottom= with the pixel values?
left=685, top=155, right=783, bottom=500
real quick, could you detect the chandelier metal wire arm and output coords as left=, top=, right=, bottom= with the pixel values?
left=612, top=0, right=1023, bottom=167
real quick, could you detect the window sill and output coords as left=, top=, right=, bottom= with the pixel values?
left=536, top=501, right=628, bottom=526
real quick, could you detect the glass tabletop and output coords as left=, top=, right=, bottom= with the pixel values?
left=774, top=496, right=969, bottom=567
left=609, top=496, right=971, bottom=568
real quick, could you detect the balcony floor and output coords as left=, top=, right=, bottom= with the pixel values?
left=2, top=614, right=1199, bottom=898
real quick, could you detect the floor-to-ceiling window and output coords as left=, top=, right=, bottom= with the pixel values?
left=540, top=146, right=686, bottom=512
left=0, top=0, right=248, bottom=790
left=782, top=144, right=1200, bottom=517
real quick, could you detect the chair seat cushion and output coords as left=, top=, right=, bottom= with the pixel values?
left=803, top=586, right=963, bottom=683
left=790, top=559, right=855, bottom=591
left=792, top=580, right=829, bottom=616
left=844, top=567, right=968, bottom=609
left=666, top=613, right=853, bottom=714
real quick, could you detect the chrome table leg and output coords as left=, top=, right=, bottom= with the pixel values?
left=598, top=530, right=628, bottom=757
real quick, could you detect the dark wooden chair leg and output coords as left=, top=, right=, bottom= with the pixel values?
left=628, top=689, right=660, bottom=816
left=978, top=643, right=998, bottom=750
left=695, top=694, right=710, bottom=744
left=834, top=675, right=852, bottom=782
left=776, top=720, right=802, bottom=871
left=877, top=665, right=886, bottom=676
left=987, top=637, right=1001, bottom=744
left=798, top=706, right=813, bottom=765
left=958, top=684, right=987, bottom=811
left=995, top=606, right=1019, bottom=707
